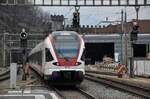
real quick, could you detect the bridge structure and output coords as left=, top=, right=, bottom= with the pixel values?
left=0, top=0, right=150, bottom=6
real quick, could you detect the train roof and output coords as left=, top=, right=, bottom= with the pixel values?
left=51, top=31, right=78, bottom=36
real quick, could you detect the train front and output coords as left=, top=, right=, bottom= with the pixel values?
left=51, top=31, right=85, bottom=85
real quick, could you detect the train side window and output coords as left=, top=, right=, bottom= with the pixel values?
left=37, top=51, right=42, bottom=66
left=45, top=48, right=53, bottom=62
left=81, top=49, right=86, bottom=61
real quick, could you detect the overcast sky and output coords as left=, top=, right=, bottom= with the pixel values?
left=42, top=6, right=150, bottom=26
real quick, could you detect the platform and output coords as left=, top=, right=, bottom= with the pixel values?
left=86, top=71, right=150, bottom=90
left=0, top=89, right=58, bottom=99
left=0, top=68, right=59, bottom=99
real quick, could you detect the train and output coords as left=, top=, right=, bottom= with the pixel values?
left=28, top=31, right=85, bottom=85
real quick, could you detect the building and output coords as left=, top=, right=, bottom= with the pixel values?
left=82, top=20, right=150, bottom=64
left=66, top=20, right=150, bottom=34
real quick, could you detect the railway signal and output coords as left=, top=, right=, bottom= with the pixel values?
left=20, top=29, right=28, bottom=48
left=130, top=21, right=139, bottom=78
left=20, top=28, right=28, bottom=80
left=130, top=21, right=139, bottom=41
left=73, top=12, right=80, bottom=28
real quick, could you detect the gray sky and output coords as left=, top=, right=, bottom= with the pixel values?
left=42, top=6, right=150, bottom=26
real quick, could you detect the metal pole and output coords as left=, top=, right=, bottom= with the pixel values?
left=121, top=10, right=124, bottom=64
left=130, top=42, right=134, bottom=78
left=135, top=6, right=140, bottom=22
left=22, top=48, right=27, bottom=80
left=10, top=49, right=11, bottom=64
left=3, top=33, right=6, bottom=66
left=129, top=7, right=140, bottom=78
left=124, top=9, right=128, bottom=73
left=9, top=34, right=11, bottom=66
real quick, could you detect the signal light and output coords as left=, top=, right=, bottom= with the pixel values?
left=73, top=12, right=80, bottom=28
left=20, top=32, right=28, bottom=39
left=20, top=31, right=28, bottom=48
left=130, top=24, right=139, bottom=41
left=74, top=13, right=80, bottom=17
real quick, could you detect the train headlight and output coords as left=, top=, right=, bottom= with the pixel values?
left=53, top=62, right=60, bottom=66
left=56, top=62, right=59, bottom=66
left=76, top=62, right=81, bottom=66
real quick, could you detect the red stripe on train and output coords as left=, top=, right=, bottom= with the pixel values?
left=58, top=59, right=77, bottom=66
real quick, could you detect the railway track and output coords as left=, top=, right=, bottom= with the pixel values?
left=85, top=73, right=150, bottom=99
left=52, top=86, right=97, bottom=99
left=30, top=67, right=97, bottom=99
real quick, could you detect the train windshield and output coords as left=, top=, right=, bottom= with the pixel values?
left=53, top=34, right=80, bottom=59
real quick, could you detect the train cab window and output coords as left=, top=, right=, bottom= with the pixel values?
left=45, top=48, right=53, bottom=62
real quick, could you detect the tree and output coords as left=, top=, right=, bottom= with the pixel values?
left=0, top=4, right=51, bottom=33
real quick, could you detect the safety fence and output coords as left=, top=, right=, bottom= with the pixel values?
left=91, top=58, right=150, bottom=78
left=95, top=62, right=118, bottom=73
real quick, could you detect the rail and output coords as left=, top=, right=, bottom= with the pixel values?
left=51, top=87, right=66, bottom=99
left=76, top=87, right=97, bottom=99
left=52, top=86, right=97, bottom=99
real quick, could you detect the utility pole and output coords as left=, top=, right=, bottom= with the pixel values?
left=129, top=6, right=140, bottom=78
left=130, top=21, right=139, bottom=78
left=121, top=10, right=124, bottom=65
left=135, top=6, right=140, bottom=22
left=124, top=9, right=128, bottom=73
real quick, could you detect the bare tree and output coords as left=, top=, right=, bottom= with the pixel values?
left=0, top=4, right=51, bottom=33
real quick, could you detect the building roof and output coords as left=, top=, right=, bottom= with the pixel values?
left=93, top=20, right=150, bottom=34
left=66, top=20, right=150, bottom=34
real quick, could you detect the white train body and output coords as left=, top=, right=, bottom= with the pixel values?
left=28, top=31, right=85, bottom=85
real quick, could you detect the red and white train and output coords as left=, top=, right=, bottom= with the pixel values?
left=28, top=31, right=85, bottom=85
